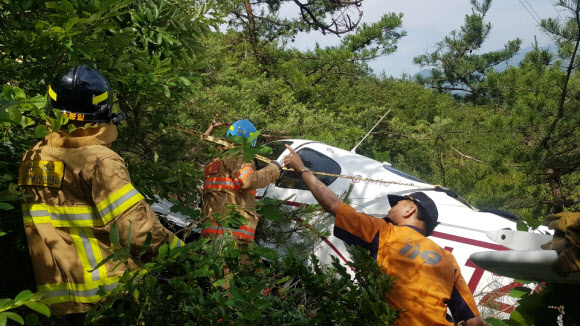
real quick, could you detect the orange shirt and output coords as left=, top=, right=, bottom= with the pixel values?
left=335, top=203, right=480, bottom=326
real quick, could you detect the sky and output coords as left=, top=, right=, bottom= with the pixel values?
left=281, top=0, right=560, bottom=77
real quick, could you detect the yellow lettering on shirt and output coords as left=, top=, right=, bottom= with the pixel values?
left=18, top=160, right=64, bottom=188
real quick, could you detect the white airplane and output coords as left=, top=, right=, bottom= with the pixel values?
left=250, top=139, right=567, bottom=314
left=154, top=127, right=575, bottom=315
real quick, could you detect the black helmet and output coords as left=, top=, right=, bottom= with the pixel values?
left=48, top=65, right=112, bottom=122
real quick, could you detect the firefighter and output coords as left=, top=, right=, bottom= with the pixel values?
left=201, top=119, right=281, bottom=246
left=18, top=65, right=184, bottom=319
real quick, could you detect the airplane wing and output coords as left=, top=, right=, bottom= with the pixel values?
left=470, top=250, right=580, bottom=284
left=486, top=230, right=553, bottom=251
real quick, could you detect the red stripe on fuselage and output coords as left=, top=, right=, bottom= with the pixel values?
left=431, top=231, right=510, bottom=251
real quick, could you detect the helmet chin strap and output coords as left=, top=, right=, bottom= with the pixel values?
left=110, top=112, right=126, bottom=125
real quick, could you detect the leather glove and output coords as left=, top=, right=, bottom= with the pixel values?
left=541, top=212, right=580, bottom=251
left=552, top=246, right=580, bottom=277
left=540, top=212, right=580, bottom=277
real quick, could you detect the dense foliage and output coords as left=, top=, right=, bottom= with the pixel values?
left=85, top=236, right=397, bottom=325
left=1, top=0, right=579, bottom=324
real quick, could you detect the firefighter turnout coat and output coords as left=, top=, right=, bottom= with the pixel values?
left=202, top=152, right=280, bottom=245
left=18, top=123, right=183, bottom=315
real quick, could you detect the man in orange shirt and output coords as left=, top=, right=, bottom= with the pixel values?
left=283, top=144, right=484, bottom=326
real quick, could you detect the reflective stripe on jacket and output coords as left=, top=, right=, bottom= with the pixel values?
left=201, top=222, right=256, bottom=240
left=202, top=153, right=280, bottom=244
left=19, top=123, right=183, bottom=315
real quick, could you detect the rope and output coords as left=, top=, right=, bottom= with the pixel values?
left=175, top=124, right=476, bottom=209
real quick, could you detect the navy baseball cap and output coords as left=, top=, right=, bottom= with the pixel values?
left=387, top=192, right=439, bottom=227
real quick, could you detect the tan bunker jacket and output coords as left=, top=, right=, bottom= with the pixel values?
left=202, top=153, right=280, bottom=245
left=18, top=123, right=183, bottom=315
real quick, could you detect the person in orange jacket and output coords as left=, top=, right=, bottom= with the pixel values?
left=18, top=65, right=184, bottom=319
left=201, top=119, right=281, bottom=246
left=283, top=144, right=484, bottom=326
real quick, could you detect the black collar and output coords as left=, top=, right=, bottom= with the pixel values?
left=403, top=225, right=425, bottom=236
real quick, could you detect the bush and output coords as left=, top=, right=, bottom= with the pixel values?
left=86, top=238, right=399, bottom=325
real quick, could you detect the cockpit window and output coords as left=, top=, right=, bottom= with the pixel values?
left=382, top=165, right=426, bottom=183
left=276, top=148, right=341, bottom=190
left=265, top=141, right=293, bottom=160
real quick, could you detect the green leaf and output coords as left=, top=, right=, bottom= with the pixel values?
left=162, top=85, right=170, bottom=98
left=514, top=279, right=533, bottom=284
left=34, top=125, right=50, bottom=138
left=516, top=220, right=528, bottom=231
left=65, top=17, right=79, bottom=31
left=3, top=312, right=23, bottom=325
left=4, top=107, right=22, bottom=125
left=29, top=95, right=47, bottom=109
left=259, top=203, right=283, bottom=222
left=14, top=290, right=33, bottom=305
left=509, top=286, right=531, bottom=298
left=2, top=85, right=12, bottom=99
left=138, top=232, right=153, bottom=257
left=45, top=2, right=59, bottom=9
left=91, top=254, right=114, bottom=272
left=0, top=203, right=14, bottom=210
left=20, top=116, right=35, bottom=128
left=13, top=87, right=26, bottom=101
left=275, top=276, right=291, bottom=285
left=0, top=109, right=10, bottom=122
left=243, top=147, right=259, bottom=162
left=485, top=318, right=510, bottom=326
left=153, top=151, right=159, bottom=162
left=258, top=145, right=273, bottom=155
left=23, top=302, right=50, bottom=317
left=178, top=77, right=191, bottom=86
left=509, top=309, right=529, bottom=326
left=248, top=130, right=260, bottom=143
left=0, top=299, right=14, bottom=311
left=157, top=243, right=169, bottom=261
left=110, top=224, right=120, bottom=247
left=185, top=194, right=197, bottom=203
left=49, top=109, right=68, bottom=132
left=67, top=124, right=77, bottom=133
left=254, top=246, right=279, bottom=261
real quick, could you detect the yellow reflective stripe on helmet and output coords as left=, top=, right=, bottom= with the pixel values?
left=95, top=184, right=144, bottom=224
left=48, top=85, right=57, bottom=101
left=92, top=91, right=108, bottom=105
left=21, top=203, right=102, bottom=227
left=170, top=235, right=184, bottom=249
left=38, top=277, right=120, bottom=304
